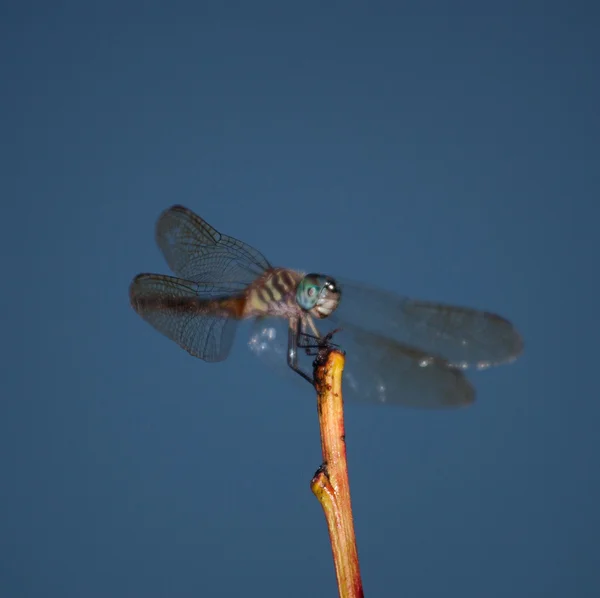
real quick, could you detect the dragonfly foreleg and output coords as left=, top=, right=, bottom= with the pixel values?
left=298, top=324, right=342, bottom=356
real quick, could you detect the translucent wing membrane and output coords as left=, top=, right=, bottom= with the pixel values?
left=156, top=205, right=271, bottom=287
left=248, top=318, right=474, bottom=408
left=335, top=324, right=474, bottom=407
left=129, top=274, right=238, bottom=361
left=329, top=280, right=523, bottom=369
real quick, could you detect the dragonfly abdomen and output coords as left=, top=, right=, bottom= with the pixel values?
left=132, top=293, right=246, bottom=319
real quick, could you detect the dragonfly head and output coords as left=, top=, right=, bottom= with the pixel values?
left=296, top=274, right=341, bottom=319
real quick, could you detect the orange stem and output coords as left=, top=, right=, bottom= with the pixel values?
left=311, top=350, right=364, bottom=598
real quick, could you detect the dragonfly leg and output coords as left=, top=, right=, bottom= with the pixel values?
left=287, top=318, right=315, bottom=385
left=298, top=324, right=343, bottom=356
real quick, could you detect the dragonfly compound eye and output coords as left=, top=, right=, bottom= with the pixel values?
left=296, top=275, right=321, bottom=311
left=297, top=274, right=341, bottom=319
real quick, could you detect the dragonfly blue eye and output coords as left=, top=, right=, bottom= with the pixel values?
left=296, top=277, right=319, bottom=310
left=296, top=274, right=341, bottom=319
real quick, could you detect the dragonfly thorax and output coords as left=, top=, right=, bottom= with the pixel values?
left=296, top=273, right=341, bottom=319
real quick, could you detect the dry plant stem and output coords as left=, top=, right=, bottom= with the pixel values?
left=311, top=350, right=364, bottom=598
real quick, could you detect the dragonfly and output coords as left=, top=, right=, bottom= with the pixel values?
left=129, top=205, right=523, bottom=408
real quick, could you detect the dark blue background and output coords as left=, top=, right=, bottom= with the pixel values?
left=2, top=4, right=598, bottom=597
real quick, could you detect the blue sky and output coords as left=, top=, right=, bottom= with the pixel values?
left=2, top=4, right=599, bottom=597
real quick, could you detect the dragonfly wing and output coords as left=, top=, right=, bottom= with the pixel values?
left=129, top=274, right=238, bottom=361
left=334, top=324, right=474, bottom=407
left=155, top=205, right=271, bottom=286
left=329, top=279, right=523, bottom=369
left=247, top=318, right=474, bottom=408
left=248, top=317, right=310, bottom=390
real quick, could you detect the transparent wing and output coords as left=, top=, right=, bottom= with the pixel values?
left=248, top=318, right=474, bottom=408
left=155, top=205, right=271, bottom=287
left=328, top=279, right=523, bottom=369
left=333, top=324, right=474, bottom=407
left=129, top=274, right=238, bottom=362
